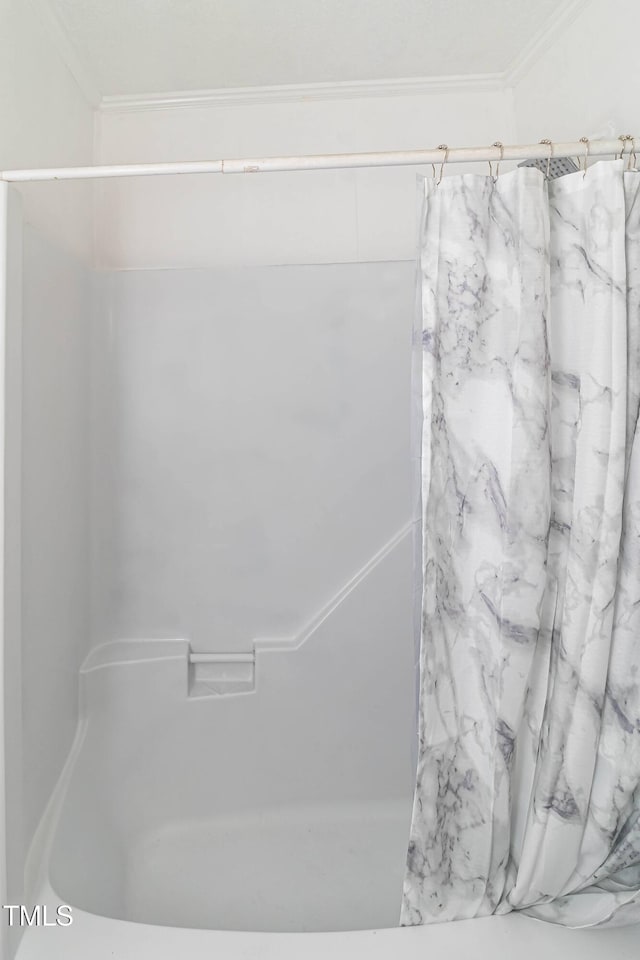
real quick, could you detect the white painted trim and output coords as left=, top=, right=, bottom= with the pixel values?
left=503, top=0, right=591, bottom=87
left=26, top=0, right=101, bottom=107
left=99, top=74, right=505, bottom=112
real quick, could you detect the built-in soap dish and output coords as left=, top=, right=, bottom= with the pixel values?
left=188, top=651, right=255, bottom=698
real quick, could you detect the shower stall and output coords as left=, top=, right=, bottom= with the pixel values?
left=0, top=174, right=426, bottom=957
left=1, top=0, right=640, bottom=954
left=21, top=252, right=419, bottom=935
left=2, top=143, right=640, bottom=958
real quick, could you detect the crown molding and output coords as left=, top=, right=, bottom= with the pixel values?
left=27, top=0, right=101, bottom=107
left=503, top=0, right=591, bottom=87
left=31, top=0, right=590, bottom=114
left=99, top=74, right=505, bottom=112
left=98, top=0, right=590, bottom=113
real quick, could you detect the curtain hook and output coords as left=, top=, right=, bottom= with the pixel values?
left=627, top=136, right=637, bottom=171
left=540, top=139, right=553, bottom=179
left=431, top=162, right=437, bottom=179
left=437, top=144, right=449, bottom=186
left=492, top=141, right=504, bottom=181
left=579, top=136, right=589, bottom=178
left=617, top=134, right=629, bottom=161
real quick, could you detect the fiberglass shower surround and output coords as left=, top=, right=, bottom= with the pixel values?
left=2, top=138, right=640, bottom=960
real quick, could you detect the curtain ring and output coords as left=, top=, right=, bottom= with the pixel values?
left=540, top=139, right=553, bottom=179
left=579, top=136, right=589, bottom=178
left=492, top=141, right=504, bottom=181
left=437, top=144, right=449, bottom=186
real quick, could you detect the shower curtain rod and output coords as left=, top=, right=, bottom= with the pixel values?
left=0, top=137, right=633, bottom=181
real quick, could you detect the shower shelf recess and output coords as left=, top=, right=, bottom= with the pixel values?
left=78, top=522, right=413, bottom=699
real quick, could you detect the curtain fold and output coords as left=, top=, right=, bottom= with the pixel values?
left=402, top=159, right=640, bottom=928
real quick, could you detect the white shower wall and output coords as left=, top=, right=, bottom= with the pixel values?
left=1, top=205, right=93, bottom=960
left=90, top=261, right=415, bottom=653
left=21, top=227, right=91, bottom=841
left=0, top=4, right=93, bottom=954
left=88, top=83, right=512, bottom=655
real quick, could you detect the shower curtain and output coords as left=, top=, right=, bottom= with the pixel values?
left=402, top=159, right=640, bottom=928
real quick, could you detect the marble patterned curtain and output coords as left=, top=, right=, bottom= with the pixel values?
left=402, top=159, right=640, bottom=928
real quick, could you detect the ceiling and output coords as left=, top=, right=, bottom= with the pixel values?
left=42, top=0, right=567, bottom=100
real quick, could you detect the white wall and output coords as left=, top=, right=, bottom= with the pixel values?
left=94, top=0, right=640, bottom=271
left=0, top=0, right=94, bottom=260
left=0, top=4, right=94, bottom=952
left=95, top=88, right=512, bottom=268
left=511, top=0, right=640, bottom=147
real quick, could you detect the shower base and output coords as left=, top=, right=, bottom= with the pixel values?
left=13, top=555, right=640, bottom=959
left=123, top=799, right=408, bottom=931
left=16, top=885, right=640, bottom=960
